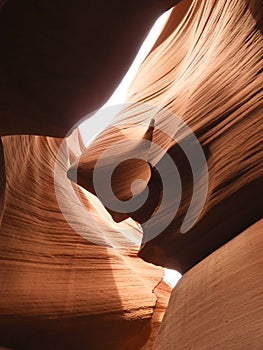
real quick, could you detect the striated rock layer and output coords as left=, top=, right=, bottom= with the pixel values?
left=154, top=219, right=263, bottom=350
left=67, top=0, right=262, bottom=273
left=0, top=0, right=262, bottom=347
left=79, top=0, right=262, bottom=272
left=127, top=0, right=263, bottom=272
left=0, top=132, right=169, bottom=350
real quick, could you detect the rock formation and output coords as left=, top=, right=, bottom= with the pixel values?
left=0, top=0, right=181, bottom=137
left=0, top=0, right=262, bottom=348
left=154, top=219, right=263, bottom=349
left=120, top=0, right=263, bottom=273
left=70, top=0, right=262, bottom=273
left=0, top=132, right=169, bottom=349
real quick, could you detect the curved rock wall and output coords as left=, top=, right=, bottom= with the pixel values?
left=112, top=0, right=263, bottom=271
left=154, top=219, right=263, bottom=349
left=0, top=132, right=169, bottom=349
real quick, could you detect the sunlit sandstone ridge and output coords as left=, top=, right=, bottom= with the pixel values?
left=122, top=0, right=262, bottom=272
left=0, top=0, right=262, bottom=349
left=71, top=0, right=262, bottom=272
left=0, top=132, right=170, bottom=349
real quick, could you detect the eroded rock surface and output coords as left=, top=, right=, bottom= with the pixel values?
left=154, top=219, right=263, bottom=350
left=0, top=133, right=169, bottom=349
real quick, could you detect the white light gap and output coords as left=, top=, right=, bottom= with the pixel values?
left=79, top=9, right=182, bottom=288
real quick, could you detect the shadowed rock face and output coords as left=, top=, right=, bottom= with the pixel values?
left=0, top=139, right=5, bottom=225
left=0, top=0, right=181, bottom=137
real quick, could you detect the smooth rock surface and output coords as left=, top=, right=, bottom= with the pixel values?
left=154, top=219, right=263, bottom=350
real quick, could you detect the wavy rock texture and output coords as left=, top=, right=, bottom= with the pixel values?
left=154, top=219, right=263, bottom=350
left=72, top=0, right=261, bottom=272
left=0, top=132, right=169, bottom=350
left=143, top=281, right=171, bottom=350
left=0, top=0, right=262, bottom=348
left=129, top=0, right=263, bottom=272
left=67, top=0, right=263, bottom=273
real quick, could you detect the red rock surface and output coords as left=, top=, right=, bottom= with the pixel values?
left=72, top=0, right=261, bottom=273
left=143, top=281, right=172, bottom=349
left=0, top=1, right=183, bottom=348
left=154, top=219, right=263, bottom=350
left=0, top=0, right=262, bottom=347
left=130, top=0, right=263, bottom=272
left=0, top=139, right=5, bottom=225
left=0, top=132, right=169, bottom=349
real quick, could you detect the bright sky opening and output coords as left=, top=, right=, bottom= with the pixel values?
left=79, top=9, right=182, bottom=288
